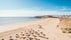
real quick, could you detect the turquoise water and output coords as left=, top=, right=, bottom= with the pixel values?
left=0, top=17, right=41, bottom=25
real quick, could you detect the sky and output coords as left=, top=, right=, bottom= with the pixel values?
left=0, top=0, right=71, bottom=17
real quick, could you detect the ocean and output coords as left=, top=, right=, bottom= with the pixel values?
left=0, top=17, right=41, bottom=25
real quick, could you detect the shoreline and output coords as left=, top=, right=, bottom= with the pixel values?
left=0, top=18, right=48, bottom=33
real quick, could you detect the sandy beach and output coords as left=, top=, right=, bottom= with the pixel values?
left=0, top=18, right=71, bottom=40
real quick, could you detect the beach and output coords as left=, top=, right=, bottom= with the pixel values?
left=0, top=18, right=71, bottom=40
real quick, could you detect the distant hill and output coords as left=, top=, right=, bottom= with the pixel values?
left=35, top=15, right=71, bottom=18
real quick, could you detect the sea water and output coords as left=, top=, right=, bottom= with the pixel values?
left=0, top=17, right=41, bottom=25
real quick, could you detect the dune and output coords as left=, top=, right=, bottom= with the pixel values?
left=0, top=18, right=71, bottom=40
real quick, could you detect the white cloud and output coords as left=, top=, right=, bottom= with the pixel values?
left=0, top=9, right=71, bottom=17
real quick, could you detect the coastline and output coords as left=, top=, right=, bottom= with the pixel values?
left=0, top=18, right=48, bottom=33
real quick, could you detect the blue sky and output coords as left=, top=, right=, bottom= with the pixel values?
left=0, top=0, right=71, bottom=17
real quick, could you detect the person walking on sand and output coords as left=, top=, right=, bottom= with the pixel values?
left=9, top=36, right=14, bottom=40
left=1, top=39, right=4, bottom=40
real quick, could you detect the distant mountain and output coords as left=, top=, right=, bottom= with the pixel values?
left=35, top=15, right=71, bottom=18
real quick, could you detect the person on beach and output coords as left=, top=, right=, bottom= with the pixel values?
left=15, top=34, right=20, bottom=38
left=9, top=38, right=14, bottom=40
left=1, top=39, right=4, bottom=40
left=9, top=36, right=14, bottom=40
left=20, top=32, right=24, bottom=36
left=38, top=25, right=43, bottom=29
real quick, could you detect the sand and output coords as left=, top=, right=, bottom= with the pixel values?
left=0, top=18, right=71, bottom=40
